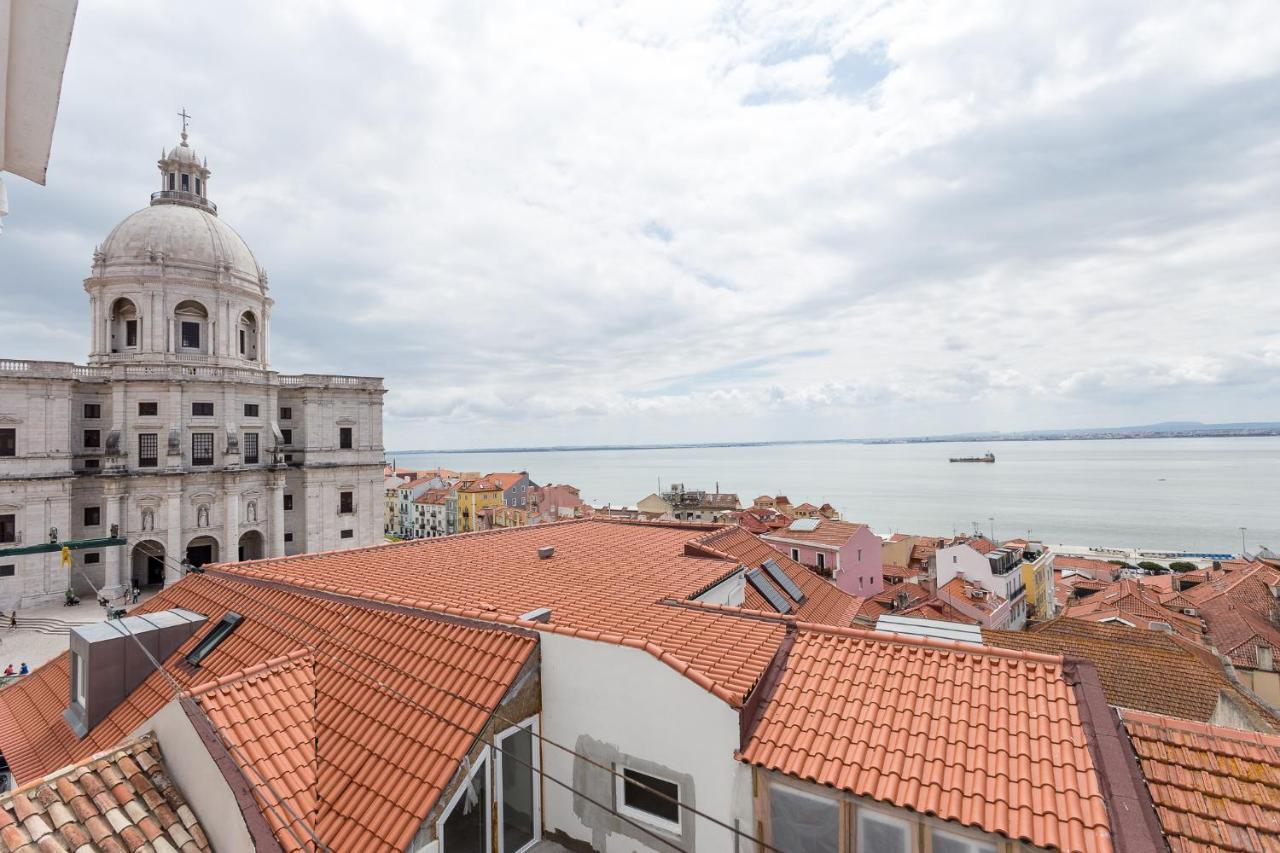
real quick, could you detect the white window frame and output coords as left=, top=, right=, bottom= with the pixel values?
left=71, top=651, right=87, bottom=706
left=856, top=805, right=913, bottom=853
left=817, top=553, right=826, bottom=571
left=495, top=716, right=540, bottom=853
left=615, top=765, right=682, bottom=834
left=791, top=548, right=800, bottom=562
left=436, top=746, right=490, bottom=853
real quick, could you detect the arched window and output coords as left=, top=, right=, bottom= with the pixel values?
left=174, top=300, right=209, bottom=353
left=238, top=310, right=259, bottom=361
left=109, top=297, right=139, bottom=353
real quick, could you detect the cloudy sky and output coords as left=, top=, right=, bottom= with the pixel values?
left=5, top=1, right=1280, bottom=450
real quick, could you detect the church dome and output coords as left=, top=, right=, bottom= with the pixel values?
left=98, top=203, right=262, bottom=287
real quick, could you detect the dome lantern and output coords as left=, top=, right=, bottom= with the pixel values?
left=154, top=109, right=215, bottom=214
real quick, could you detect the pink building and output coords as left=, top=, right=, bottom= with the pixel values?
left=761, top=519, right=884, bottom=597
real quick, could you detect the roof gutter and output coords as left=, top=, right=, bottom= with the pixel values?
left=1062, top=658, right=1168, bottom=853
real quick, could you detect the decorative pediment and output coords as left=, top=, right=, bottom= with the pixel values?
left=335, top=416, right=358, bottom=426
left=189, top=491, right=216, bottom=506
left=0, top=415, right=22, bottom=425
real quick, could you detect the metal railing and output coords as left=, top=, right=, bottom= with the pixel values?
left=150, top=189, right=217, bottom=213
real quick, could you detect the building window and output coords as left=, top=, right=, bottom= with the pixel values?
left=244, top=433, right=259, bottom=464
left=857, top=548, right=862, bottom=561
left=280, top=428, right=293, bottom=445
left=180, top=321, right=201, bottom=349
left=84, top=459, right=99, bottom=469
left=932, top=829, right=996, bottom=853
left=181, top=173, right=190, bottom=192
left=858, top=809, right=911, bottom=853
left=83, top=429, right=101, bottom=449
left=816, top=553, right=826, bottom=571
left=84, top=552, right=100, bottom=565
left=138, top=433, right=158, bottom=467
left=191, top=433, right=214, bottom=466
left=125, top=319, right=138, bottom=348
left=83, top=506, right=101, bottom=527
left=0, top=515, right=14, bottom=543
left=185, top=613, right=244, bottom=667
left=138, top=402, right=158, bottom=417
left=284, top=532, right=293, bottom=543
left=71, top=651, right=85, bottom=706
left=0, top=428, right=14, bottom=457
left=339, top=491, right=354, bottom=514
left=244, top=403, right=259, bottom=417
left=769, top=784, right=838, bottom=853
left=280, top=407, right=292, bottom=420
left=616, top=768, right=680, bottom=831
left=83, top=403, right=101, bottom=419
left=0, top=565, right=13, bottom=578
left=284, top=494, right=293, bottom=511
left=192, top=402, right=214, bottom=417
left=790, top=548, right=799, bottom=562
left=340, top=529, right=353, bottom=539
left=339, top=427, right=353, bottom=449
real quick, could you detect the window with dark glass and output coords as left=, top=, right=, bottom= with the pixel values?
left=195, top=177, right=201, bottom=195
left=280, top=428, right=293, bottom=445
left=191, top=432, right=214, bottom=466
left=138, top=402, right=158, bottom=417
left=83, top=506, right=101, bottom=526
left=0, top=565, right=13, bottom=578
left=283, top=494, right=293, bottom=511
left=192, top=402, right=214, bottom=417
left=83, top=403, right=101, bottom=419
left=243, top=403, right=259, bottom=417
left=340, top=529, right=354, bottom=539
left=0, top=515, right=15, bottom=543
left=84, top=553, right=100, bottom=564
left=167, top=173, right=175, bottom=191
left=244, top=433, right=259, bottom=464
left=238, top=329, right=246, bottom=354
left=82, top=429, right=101, bottom=449
left=283, top=532, right=293, bottom=542
left=618, top=768, right=681, bottom=828
left=339, top=427, right=353, bottom=449
left=0, top=428, right=14, bottom=457
left=180, top=321, right=201, bottom=349
left=138, top=433, right=158, bottom=467
left=279, top=407, right=292, bottom=420
left=339, top=491, right=354, bottom=514
left=181, top=173, right=190, bottom=192
left=125, top=319, right=138, bottom=347
left=185, top=613, right=243, bottom=667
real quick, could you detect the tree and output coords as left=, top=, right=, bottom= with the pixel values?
left=1168, top=561, right=1197, bottom=572
left=1136, top=561, right=1165, bottom=572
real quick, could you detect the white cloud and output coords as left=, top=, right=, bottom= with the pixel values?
left=3, top=0, right=1279, bottom=449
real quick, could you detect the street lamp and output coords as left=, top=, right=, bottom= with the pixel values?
left=989, top=517, right=995, bottom=541
left=1240, top=527, right=1248, bottom=557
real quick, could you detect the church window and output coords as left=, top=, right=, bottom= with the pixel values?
left=0, top=429, right=14, bottom=457
left=0, top=565, right=13, bottom=578
left=339, top=427, right=353, bottom=449
left=84, top=553, right=100, bottom=565
left=280, top=428, right=293, bottom=445
left=244, top=433, right=259, bottom=464
left=284, top=494, right=293, bottom=511
left=181, top=322, right=201, bottom=349
left=181, top=173, right=190, bottom=192
left=84, top=404, right=101, bottom=419
left=125, top=319, right=138, bottom=348
left=192, top=402, right=214, bottom=417
left=0, top=515, right=15, bottom=543
left=167, top=174, right=175, bottom=191
left=244, top=403, right=259, bottom=417
left=239, top=329, right=246, bottom=354
left=280, top=407, right=292, bottom=420
left=83, top=430, right=100, bottom=449
left=284, top=532, right=293, bottom=543
left=191, top=433, right=214, bottom=466
left=339, top=491, right=354, bottom=514
left=195, top=177, right=201, bottom=195
left=137, top=434, right=158, bottom=467
left=340, top=529, right=354, bottom=539
left=83, top=506, right=101, bottom=527
left=138, top=402, right=158, bottom=417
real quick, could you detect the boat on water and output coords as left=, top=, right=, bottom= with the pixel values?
left=950, top=451, right=996, bottom=463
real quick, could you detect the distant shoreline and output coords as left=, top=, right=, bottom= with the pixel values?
left=388, top=426, right=1280, bottom=457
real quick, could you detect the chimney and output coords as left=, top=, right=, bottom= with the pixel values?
left=537, top=546, right=555, bottom=559
left=64, top=609, right=206, bottom=737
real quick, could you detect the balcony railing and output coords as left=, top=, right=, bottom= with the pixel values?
left=151, top=190, right=217, bottom=213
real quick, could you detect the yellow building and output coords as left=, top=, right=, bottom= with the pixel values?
left=1021, top=552, right=1055, bottom=621
left=456, top=478, right=504, bottom=532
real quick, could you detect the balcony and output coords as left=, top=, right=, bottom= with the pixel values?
left=151, top=190, right=217, bottom=213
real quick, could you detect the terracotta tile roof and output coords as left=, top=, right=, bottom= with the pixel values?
left=457, top=478, right=503, bottom=493
left=0, top=733, right=210, bottom=852
left=940, top=576, right=1004, bottom=615
left=1061, top=580, right=1202, bottom=639
left=483, top=472, right=525, bottom=490
left=1121, top=710, right=1280, bottom=852
left=761, top=518, right=867, bottom=548
left=792, top=502, right=818, bottom=512
left=956, top=536, right=999, bottom=556
left=413, top=488, right=452, bottom=505
left=987, top=619, right=1277, bottom=730
left=0, top=574, right=537, bottom=853
left=888, top=533, right=911, bottom=542
left=881, top=563, right=923, bottom=581
left=851, top=583, right=978, bottom=626
left=741, top=624, right=1114, bottom=852
left=1052, top=555, right=1123, bottom=579
left=216, top=521, right=786, bottom=706
left=690, top=526, right=863, bottom=626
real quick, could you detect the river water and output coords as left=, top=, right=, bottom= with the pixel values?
left=390, top=437, right=1280, bottom=553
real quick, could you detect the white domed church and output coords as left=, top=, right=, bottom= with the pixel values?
left=0, top=129, right=386, bottom=608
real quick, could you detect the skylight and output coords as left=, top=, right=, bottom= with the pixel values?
left=185, top=612, right=243, bottom=667
left=762, top=558, right=806, bottom=604
left=747, top=568, right=792, bottom=614
left=789, top=518, right=820, bottom=532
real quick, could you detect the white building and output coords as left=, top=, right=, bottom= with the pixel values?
left=935, top=537, right=1029, bottom=629
left=0, top=127, right=385, bottom=609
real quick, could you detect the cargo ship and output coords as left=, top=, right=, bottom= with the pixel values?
left=950, top=451, right=996, bottom=463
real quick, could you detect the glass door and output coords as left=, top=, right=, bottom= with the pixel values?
left=439, top=752, right=489, bottom=853
left=496, top=718, right=540, bottom=853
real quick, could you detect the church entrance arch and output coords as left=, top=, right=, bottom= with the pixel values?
left=131, top=540, right=166, bottom=587
left=186, top=535, right=219, bottom=568
left=237, top=530, right=265, bottom=562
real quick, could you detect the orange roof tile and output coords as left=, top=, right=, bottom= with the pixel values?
left=940, top=575, right=1005, bottom=614
left=1121, top=710, right=1280, bottom=852
left=761, top=519, right=867, bottom=548
left=987, top=619, right=1276, bottom=730
left=690, top=526, right=864, bottom=626
left=0, top=733, right=210, bottom=852
left=483, top=472, right=526, bottom=490
left=741, top=625, right=1114, bottom=852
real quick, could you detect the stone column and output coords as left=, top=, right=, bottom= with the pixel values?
left=165, top=484, right=184, bottom=586
left=102, top=486, right=124, bottom=599
left=305, top=479, right=323, bottom=554
left=268, top=471, right=286, bottom=557
left=224, top=477, right=240, bottom=562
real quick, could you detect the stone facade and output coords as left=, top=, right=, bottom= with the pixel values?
left=0, top=130, right=385, bottom=609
